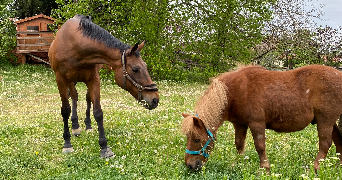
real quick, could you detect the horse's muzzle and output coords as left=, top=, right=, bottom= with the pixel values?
left=141, top=97, right=159, bottom=110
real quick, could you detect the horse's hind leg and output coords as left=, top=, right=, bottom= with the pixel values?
left=87, top=79, right=114, bottom=158
left=57, top=78, right=73, bottom=153
left=69, top=82, right=82, bottom=136
left=332, top=124, right=342, bottom=165
left=84, top=89, right=93, bottom=132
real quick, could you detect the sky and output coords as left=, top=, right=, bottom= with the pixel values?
left=311, top=0, right=342, bottom=28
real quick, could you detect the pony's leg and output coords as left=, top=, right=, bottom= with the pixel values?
left=249, top=122, right=270, bottom=172
left=314, top=120, right=334, bottom=172
left=69, top=82, right=82, bottom=136
left=84, top=89, right=93, bottom=132
left=87, top=80, right=114, bottom=158
left=332, top=124, right=342, bottom=165
left=232, top=123, right=248, bottom=166
left=56, top=78, right=73, bottom=153
left=233, top=123, right=248, bottom=155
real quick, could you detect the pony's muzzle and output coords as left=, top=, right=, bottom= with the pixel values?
left=187, top=160, right=203, bottom=171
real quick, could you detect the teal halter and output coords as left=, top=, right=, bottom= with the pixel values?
left=185, top=115, right=215, bottom=158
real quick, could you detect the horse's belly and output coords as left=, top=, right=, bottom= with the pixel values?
left=266, top=117, right=312, bottom=132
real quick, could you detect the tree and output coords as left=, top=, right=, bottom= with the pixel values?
left=252, top=0, right=333, bottom=70
left=52, top=0, right=275, bottom=81
left=0, top=0, right=16, bottom=66
left=12, top=0, right=58, bottom=19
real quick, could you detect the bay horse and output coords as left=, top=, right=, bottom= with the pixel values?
left=181, top=65, right=342, bottom=173
left=48, top=15, right=159, bottom=158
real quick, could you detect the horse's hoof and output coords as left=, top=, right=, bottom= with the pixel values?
left=85, top=128, right=93, bottom=133
left=100, top=147, right=114, bottom=158
left=62, top=147, right=74, bottom=153
left=72, top=128, right=82, bottom=136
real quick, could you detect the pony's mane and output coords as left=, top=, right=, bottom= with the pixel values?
left=181, top=79, right=228, bottom=135
left=76, top=15, right=140, bottom=57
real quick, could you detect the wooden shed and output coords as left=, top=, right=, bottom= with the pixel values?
left=15, top=14, right=55, bottom=65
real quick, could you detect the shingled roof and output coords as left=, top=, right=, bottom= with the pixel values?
left=14, top=14, right=55, bottom=24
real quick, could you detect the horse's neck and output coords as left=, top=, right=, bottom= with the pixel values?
left=78, top=41, right=123, bottom=68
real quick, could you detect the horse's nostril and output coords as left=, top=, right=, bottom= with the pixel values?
left=152, top=98, right=159, bottom=105
left=187, top=164, right=193, bottom=170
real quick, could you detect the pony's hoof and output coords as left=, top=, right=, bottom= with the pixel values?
left=85, top=128, right=93, bottom=133
left=100, top=147, right=114, bottom=158
left=72, top=128, right=82, bottom=136
left=62, top=147, right=74, bottom=153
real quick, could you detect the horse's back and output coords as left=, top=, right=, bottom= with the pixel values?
left=220, top=65, right=342, bottom=132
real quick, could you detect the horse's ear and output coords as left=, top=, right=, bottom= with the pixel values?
left=127, top=42, right=139, bottom=56
left=182, top=113, right=190, bottom=118
left=137, top=41, right=145, bottom=52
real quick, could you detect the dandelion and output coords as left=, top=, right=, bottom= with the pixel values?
left=300, top=174, right=309, bottom=179
left=35, top=151, right=39, bottom=155
left=106, top=161, right=109, bottom=165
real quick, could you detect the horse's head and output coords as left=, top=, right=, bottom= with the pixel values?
left=115, top=41, right=159, bottom=110
left=181, top=113, right=215, bottom=171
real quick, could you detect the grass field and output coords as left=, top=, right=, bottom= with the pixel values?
left=0, top=64, right=341, bottom=179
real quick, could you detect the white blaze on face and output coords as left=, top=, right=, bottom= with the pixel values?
left=306, top=89, right=310, bottom=94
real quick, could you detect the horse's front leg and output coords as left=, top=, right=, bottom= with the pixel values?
left=233, top=122, right=248, bottom=155
left=249, top=122, right=270, bottom=172
left=69, top=82, right=82, bottom=136
left=87, top=79, right=114, bottom=158
left=57, top=79, right=73, bottom=153
left=232, top=122, right=248, bottom=166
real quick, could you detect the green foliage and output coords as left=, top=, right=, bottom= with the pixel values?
left=0, top=0, right=16, bottom=67
left=12, top=0, right=58, bottom=18
left=52, top=0, right=275, bottom=82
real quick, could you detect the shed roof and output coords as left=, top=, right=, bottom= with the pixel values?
left=14, top=14, right=55, bottom=24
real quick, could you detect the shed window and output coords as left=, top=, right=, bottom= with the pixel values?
left=27, top=26, right=39, bottom=32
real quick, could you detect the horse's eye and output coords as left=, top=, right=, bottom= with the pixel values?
left=132, top=67, right=140, bottom=73
left=194, top=139, right=200, bottom=143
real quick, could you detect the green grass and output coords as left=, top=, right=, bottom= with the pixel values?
left=0, top=64, right=341, bottom=179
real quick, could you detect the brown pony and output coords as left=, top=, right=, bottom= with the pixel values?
left=182, top=65, right=342, bottom=172
left=48, top=15, right=159, bottom=158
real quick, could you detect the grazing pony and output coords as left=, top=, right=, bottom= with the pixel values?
left=48, top=15, right=159, bottom=158
left=181, top=65, right=342, bottom=172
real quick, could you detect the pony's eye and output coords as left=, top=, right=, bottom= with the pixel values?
left=132, top=67, right=140, bottom=73
left=194, top=139, right=200, bottom=143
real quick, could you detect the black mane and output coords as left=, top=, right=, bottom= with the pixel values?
left=76, top=15, right=140, bottom=57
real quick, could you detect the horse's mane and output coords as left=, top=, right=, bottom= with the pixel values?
left=182, top=79, right=228, bottom=135
left=76, top=15, right=140, bottom=57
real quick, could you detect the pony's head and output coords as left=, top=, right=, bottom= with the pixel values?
left=115, top=41, right=159, bottom=110
left=181, top=113, right=216, bottom=171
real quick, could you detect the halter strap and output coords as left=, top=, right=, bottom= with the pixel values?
left=121, top=50, right=158, bottom=101
left=186, top=115, right=215, bottom=158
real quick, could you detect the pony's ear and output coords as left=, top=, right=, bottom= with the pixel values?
left=193, top=116, right=202, bottom=129
left=137, top=41, right=145, bottom=52
left=182, top=113, right=190, bottom=118
left=127, top=42, right=139, bottom=56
